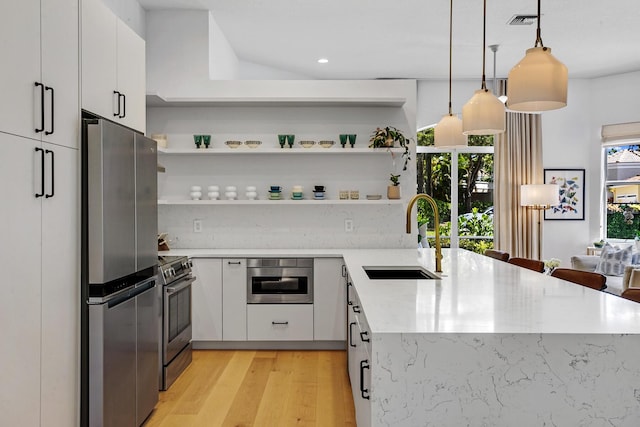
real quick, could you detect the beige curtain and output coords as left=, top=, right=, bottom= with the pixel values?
left=494, top=112, right=543, bottom=259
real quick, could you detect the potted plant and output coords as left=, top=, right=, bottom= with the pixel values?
left=388, top=173, right=401, bottom=199
left=369, top=126, right=412, bottom=170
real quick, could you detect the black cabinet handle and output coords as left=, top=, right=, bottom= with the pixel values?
left=113, top=90, right=121, bottom=117
left=341, top=265, right=347, bottom=277
left=359, top=360, right=370, bottom=400
left=35, top=147, right=45, bottom=198
left=352, top=305, right=361, bottom=313
left=271, top=321, right=289, bottom=325
left=45, top=149, right=54, bottom=198
left=120, top=93, right=126, bottom=118
left=35, top=82, right=45, bottom=133
left=227, top=261, right=242, bottom=265
left=45, top=86, right=54, bottom=135
left=347, top=282, right=353, bottom=305
left=349, top=322, right=356, bottom=348
left=360, top=330, right=370, bottom=343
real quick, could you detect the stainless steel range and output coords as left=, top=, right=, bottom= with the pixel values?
left=158, top=255, right=195, bottom=390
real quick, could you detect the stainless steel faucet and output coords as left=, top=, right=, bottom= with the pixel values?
left=406, top=194, right=443, bottom=273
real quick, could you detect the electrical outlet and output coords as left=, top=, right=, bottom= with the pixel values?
left=193, top=219, right=202, bottom=233
left=344, top=219, right=354, bottom=232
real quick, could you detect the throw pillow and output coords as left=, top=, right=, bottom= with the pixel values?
left=595, top=244, right=633, bottom=276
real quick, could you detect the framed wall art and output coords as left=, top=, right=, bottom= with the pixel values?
left=544, top=168, right=585, bottom=220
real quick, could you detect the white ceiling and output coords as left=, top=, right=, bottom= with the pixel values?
left=138, top=0, right=640, bottom=80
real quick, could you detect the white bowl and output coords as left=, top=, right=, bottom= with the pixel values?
left=208, top=191, right=219, bottom=199
left=245, top=191, right=257, bottom=200
left=225, top=191, right=237, bottom=200
left=246, top=186, right=257, bottom=192
left=191, top=185, right=202, bottom=191
left=225, top=140, right=242, bottom=149
left=190, top=191, right=202, bottom=200
left=208, top=185, right=219, bottom=192
left=225, top=186, right=237, bottom=192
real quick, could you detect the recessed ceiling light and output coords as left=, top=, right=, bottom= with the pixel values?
left=317, top=58, right=329, bottom=64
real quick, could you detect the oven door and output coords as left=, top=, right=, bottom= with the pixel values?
left=163, top=275, right=195, bottom=363
left=247, top=267, right=313, bottom=304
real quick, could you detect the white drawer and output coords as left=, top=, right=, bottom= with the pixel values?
left=247, top=304, right=314, bottom=341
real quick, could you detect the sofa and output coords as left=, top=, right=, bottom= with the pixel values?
left=571, top=252, right=640, bottom=296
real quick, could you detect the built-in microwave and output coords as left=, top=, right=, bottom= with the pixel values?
left=246, top=258, right=313, bottom=304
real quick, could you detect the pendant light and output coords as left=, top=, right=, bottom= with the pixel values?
left=507, top=0, right=568, bottom=112
left=434, top=0, right=467, bottom=147
left=462, top=0, right=505, bottom=135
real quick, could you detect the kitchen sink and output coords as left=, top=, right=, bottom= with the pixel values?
left=363, top=266, right=439, bottom=280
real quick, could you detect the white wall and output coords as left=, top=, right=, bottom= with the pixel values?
left=146, top=10, right=211, bottom=95
left=208, top=13, right=238, bottom=80
left=541, top=79, right=594, bottom=265
left=100, top=0, right=146, bottom=38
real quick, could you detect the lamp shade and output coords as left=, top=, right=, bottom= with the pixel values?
left=507, top=47, right=568, bottom=113
left=434, top=114, right=467, bottom=147
left=462, top=89, right=506, bottom=135
left=520, top=184, right=559, bottom=208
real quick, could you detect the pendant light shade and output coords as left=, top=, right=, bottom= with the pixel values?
left=462, top=0, right=505, bottom=135
left=462, top=89, right=506, bottom=135
left=507, top=0, right=568, bottom=113
left=434, top=0, right=467, bottom=147
left=435, top=114, right=467, bottom=147
left=507, top=47, right=568, bottom=112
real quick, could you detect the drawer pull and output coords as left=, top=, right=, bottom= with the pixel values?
left=271, top=321, right=289, bottom=325
left=228, top=261, right=242, bottom=265
left=360, top=331, right=370, bottom=342
left=352, top=305, right=361, bottom=313
left=349, top=322, right=356, bottom=347
left=360, top=360, right=370, bottom=400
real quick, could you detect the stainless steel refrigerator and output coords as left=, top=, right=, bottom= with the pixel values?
left=81, top=117, right=159, bottom=427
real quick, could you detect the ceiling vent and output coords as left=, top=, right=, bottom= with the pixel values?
left=508, top=15, right=538, bottom=25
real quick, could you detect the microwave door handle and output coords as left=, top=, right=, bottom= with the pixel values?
left=166, top=276, right=196, bottom=294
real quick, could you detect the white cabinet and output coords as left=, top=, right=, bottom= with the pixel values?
left=222, top=258, right=247, bottom=340
left=81, top=0, right=145, bottom=133
left=247, top=304, right=314, bottom=341
left=0, top=0, right=78, bottom=148
left=347, top=280, right=371, bottom=427
left=313, top=258, right=347, bottom=340
left=0, top=133, right=78, bottom=427
left=191, top=258, right=223, bottom=341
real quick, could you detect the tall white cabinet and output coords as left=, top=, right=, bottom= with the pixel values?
left=0, top=135, right=78, bottom=426
left=0, top=0, right=79, bottom=148
left=0, top=0, right=79, bottom=426
left=81, top=0, right=146, bottom=133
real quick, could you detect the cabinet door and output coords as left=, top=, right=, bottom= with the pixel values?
left=81, top=0, right=117, bottom=120
left=116, top=19, right=146, bottom=133
left=0, top=134, right=42, bottom=427
left=222, top=259, right=247, bottom=340
left=0, top=0, right=41, bottom=138
left=313, top=258, right=347, bottom=340
left=192, top=258, right=223, bottom=341
left=41, top=0, right=79, bottom=149
left=40, top=143, right=78, bottom=427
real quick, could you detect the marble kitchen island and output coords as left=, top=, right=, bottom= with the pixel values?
left=343, top=248, right=640, bottom=426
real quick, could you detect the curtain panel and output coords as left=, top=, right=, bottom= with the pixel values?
left=494, top=112, right=543, bottom=259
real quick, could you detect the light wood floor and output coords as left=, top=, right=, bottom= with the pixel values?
left=144, top=350, right=356, bottom=427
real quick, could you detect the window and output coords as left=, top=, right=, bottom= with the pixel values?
left=604, top=143, right=640, bottom=239
left=416, top=128, right=494, bottom=253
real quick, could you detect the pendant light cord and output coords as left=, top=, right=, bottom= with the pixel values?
left=481, top=0, right=487, bottom=91
left=534, top=0, right=544, bottom=48
left=448, top=0, right=453, bottom=116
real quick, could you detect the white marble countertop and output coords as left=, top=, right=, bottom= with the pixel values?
left=161, top=247, right=640, bottom=335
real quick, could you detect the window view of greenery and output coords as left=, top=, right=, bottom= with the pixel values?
left=416, top=128, right=494, bottom=254
left=605, top=144, right=640, bottom=239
